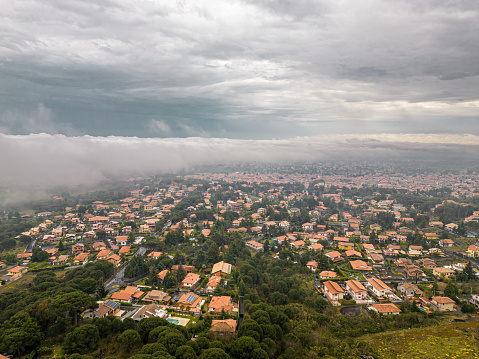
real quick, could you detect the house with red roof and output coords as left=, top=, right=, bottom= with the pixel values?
left=345, top=280, right=368, bottom=300
left=158, top=269, right=169, bottom=281
left=110, top=286, right=140, bottom=303
left=147, top=251, right=163, bottom=260
left=370, top=303, right=401, bottom=315
left=96, top=249, right=111, bottom=260
left=319, top=270, right=338, bottom=279
left=180, top=273, right=201, bottom=289
left=431, top=296, right=456, bottom=311
left=306, top=261, right=318, bottom=271
left=291, top=240, right=305, bottom=249
left=325, top=251, right=343, bottom=263
left=246, top=240, right=264, bottom=250
left=206, top=276, right=222, bottom=293
left=308, top=243, right=324, bottom=251
left=177, top=292, right=203, bottom=311
left=323, top=281, right=344, bottom=302
left=208, top=296, right=235, bottom=315
left=210, top=319, right=236, bottom=334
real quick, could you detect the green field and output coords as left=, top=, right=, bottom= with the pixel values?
left=363, top=320, right=479, bottom=359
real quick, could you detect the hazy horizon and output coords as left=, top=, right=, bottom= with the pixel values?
left=1, top=1, right=478, bottom=189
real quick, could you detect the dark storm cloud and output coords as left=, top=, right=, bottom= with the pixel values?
left=0, top=0, right=477, bottom=137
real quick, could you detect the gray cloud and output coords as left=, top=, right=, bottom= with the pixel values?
left=0, top=0, right=477, bottom=138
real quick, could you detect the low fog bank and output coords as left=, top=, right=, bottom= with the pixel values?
left=1, top=133, right=478, bottom=191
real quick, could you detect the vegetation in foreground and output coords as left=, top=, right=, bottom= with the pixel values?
left=363, top=320, right=479, bottom=359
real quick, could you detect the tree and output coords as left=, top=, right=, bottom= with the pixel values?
left=97, top=283, right=108, bottom=299
left=249, top=348, right=268, bottom=359
left=176, top=265, right=187, bottom=284
left=461, top=301, right=476, bottom=313
left=127, top=232, right=136, bottom=244
left=34, top=271, right=57, bottom=285
left=229, top=336, right=261, bottom=359
left=77, top=278, right=98, bottom=294
left=410, top=300, right=420, bottom=313
left=463, top=262, right=475, bottom=282
left=3, top=253, right=15, bottom=264
left=196, top=336, right=210, bottom=350
left=194, top=250, right=206, bottom=269
left=68, top=354, right=94, bottom=359
left=148, top=324, right=172, bottom=343
left=92, top=317, right=112, bottom=338
left=263, top=240, right=270, bottom=254
left=444, top=281, right=459, bottom=299
left=149, top=266, right=159, bottom=286
left=163, top=272, right=177, bottom=290
left=0, top=312, right=42, bottom=357
left=18, top=235, right=32, bottom=244
left=128, top=355, right=153, bottom=359
left=117, top=329, right=142, bottom=351
left=163, top=197, right=174, bottom=205
left=157, top=330, right=187, bottom=355
left=174, top=345, right=196, bottom=359
left=63, top=324, right=100, bottom=354
left=299, top=252, right=311, bottom=266
left=200, top=348, right=230, bottom=359
left=125, top=255, right=149, bottom=278
left=138, top=317, right=169, bottom=342
left=165, top=230, right=184, bottom=246
left=140, top=343, right=168, bottom=354
left=238, top=320, right=263, bottom=342
left=52, top=291, right=95, bottom=326
left=238, top=280, right=247, bottom=296
left=96, top=229, right=107, bottom=239
left=213, top=279, right=225, bottom=296
left=31, top=247, right=49, bottom=262
left=207, top=242, right=220, bottom=263
left=122, top=318, right=136, bottom=331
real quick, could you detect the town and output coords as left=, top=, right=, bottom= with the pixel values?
left=1, top=164, right=479, bottom=358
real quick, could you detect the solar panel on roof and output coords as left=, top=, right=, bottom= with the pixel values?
left=105, top=300, right=120, bottom=309
left=186, top=294, right=196, bottom=303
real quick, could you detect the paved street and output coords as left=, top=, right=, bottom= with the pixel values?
left=105, top=246, right=146, bottom=290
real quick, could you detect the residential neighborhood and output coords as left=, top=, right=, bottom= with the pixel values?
left=2, top=164, right=479, bottom=358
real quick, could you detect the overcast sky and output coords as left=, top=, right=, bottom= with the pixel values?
left=1, top=0, right=478, bottom=138
left=0, top=0, right=478, bottom=191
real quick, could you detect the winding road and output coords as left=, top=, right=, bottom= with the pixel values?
left=105, top=246, right=146, bottom=290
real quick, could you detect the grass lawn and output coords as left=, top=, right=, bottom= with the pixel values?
left=28, top=262, right=55, bottom=271
left=0, top=273, right=35, bottom=292
left=54, top=269, right=68, bottom=280
left=362, top=320, right=479, bottom=359
left=451, top=237, right=476, bottom=252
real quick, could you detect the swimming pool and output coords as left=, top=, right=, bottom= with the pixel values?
left=167, top=318, right=180, bottom=325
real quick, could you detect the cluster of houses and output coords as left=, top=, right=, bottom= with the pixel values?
left=11, top=178, right=473, bottom=273
left=301, top=232, right=474, bottom=281
left=83, top=259, right=238, bottom=332
left=13, top=240, right=129, bottom=268
left=321, top=277, right=400, bottom=305
left=186, top=170, right=479, bottom=199
left=6, top=172, right=479, bottom=323
left=321, top=277, right=457, bottom=313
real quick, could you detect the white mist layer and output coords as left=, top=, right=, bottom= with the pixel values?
left=1, top=133, right=478, bottom=188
